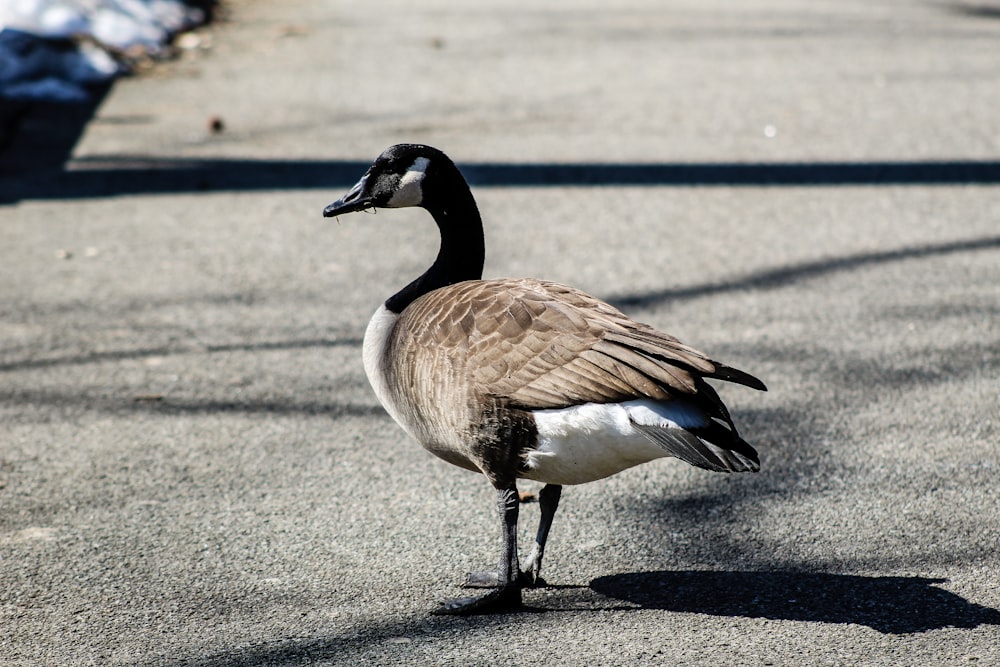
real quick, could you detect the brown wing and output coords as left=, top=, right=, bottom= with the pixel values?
left=396, top=278, right=765, bottom=412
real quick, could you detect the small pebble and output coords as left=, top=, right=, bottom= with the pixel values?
left=276, top=25, right=308, bottom=38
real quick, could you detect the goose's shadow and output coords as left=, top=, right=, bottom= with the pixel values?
left=587, top=570, right=1000, bottom=634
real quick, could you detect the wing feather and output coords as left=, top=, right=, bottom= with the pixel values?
left=397, top=278, right=765, bottom=412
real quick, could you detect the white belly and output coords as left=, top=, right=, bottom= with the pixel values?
left=523, top=399, right=708, bottom=485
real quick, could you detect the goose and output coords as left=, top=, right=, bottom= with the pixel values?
left=323, top=144, right=766, bottom=615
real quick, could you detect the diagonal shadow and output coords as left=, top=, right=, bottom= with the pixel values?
left=951, top=4, right=1000, bottom=20
left=0, top=337, right=361, bottom=373
left=4, top=155, right=1000, bottom=203
left=607, top=233, right=1000, bottom=310
left=0, top=386, right=384, bottom=422
left=590, top=570, right=1000, bottom=634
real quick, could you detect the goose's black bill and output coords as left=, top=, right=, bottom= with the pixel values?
left=323, top=177, right=373, bottom=217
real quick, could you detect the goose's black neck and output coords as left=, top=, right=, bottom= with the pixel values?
left=384, top=165, right=485, bottom=314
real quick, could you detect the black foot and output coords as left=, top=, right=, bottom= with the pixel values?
left=523, top=573, right=547, bottom=588
left=431, top=584, right=522, bottom=616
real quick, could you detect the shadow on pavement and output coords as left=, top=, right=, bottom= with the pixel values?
left=0, top=336, right=361, bottom=373
left=608, top=233, right=1000, bottom=310
left=589, top=570, right=1000, bottom=634
left=4, top=156, right=1000, bottom=203
left=180, top=571, right=1000, bottom=667
left=0, top=88, right=110, bottom=176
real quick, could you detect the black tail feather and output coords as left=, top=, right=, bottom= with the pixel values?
left=709, top=362, right=768, bottom=392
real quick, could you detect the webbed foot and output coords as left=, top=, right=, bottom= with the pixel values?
left=519, top=569, right=547, bottom=588
left=431, top=584, right=522, bottom=615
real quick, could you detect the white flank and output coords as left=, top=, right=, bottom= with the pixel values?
left=525, top=399, right=709, bottom=485
left=386, top=156, right=430, bottom=208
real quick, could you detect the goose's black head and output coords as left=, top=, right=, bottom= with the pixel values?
left=324, top=144, right=485, bottom=311
left=323, top=144, right=458, bottom=218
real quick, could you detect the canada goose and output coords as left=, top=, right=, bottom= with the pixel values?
left=323, top=144, right=766, bottom=615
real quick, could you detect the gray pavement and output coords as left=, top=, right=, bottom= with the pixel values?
left=2, top=0, right=1000, bottom=665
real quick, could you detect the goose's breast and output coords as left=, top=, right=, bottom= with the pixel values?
left=362, top=304, right=480, bottom=472
left=362, top=305, right=405, bottom=427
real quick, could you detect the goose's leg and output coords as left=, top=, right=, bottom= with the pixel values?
left=521, top=483, right=562, bottom=586
left=464, top=483, right=563, bottom=589
left=433, top=486, right=522, bottom=615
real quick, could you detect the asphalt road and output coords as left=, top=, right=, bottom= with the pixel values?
left=2, top=1, right=999, bottom=665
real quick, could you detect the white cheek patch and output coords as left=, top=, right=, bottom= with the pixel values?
left=386, top=156, right=430, bottom=207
